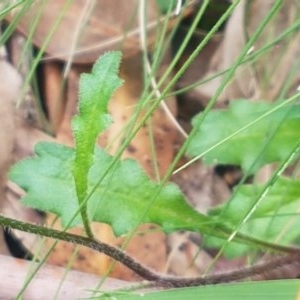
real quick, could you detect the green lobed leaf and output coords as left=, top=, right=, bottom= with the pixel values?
left=205, top=176, right=300, bottom=257
left=8, top=51, right=220, bottom=239
left=9, top=143, right=80, bottom=227
left=187, top=100, right=300, bottom=173
left=72, top=51, right=123, bottom=204
left=9, top=142, right=215, bottom=235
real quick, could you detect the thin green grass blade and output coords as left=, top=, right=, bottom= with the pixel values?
left=111, top=280, right=300, bottom=300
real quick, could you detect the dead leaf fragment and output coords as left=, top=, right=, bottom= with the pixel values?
left=6, top=0, right=158, bottom=63
left=0, top=56, right=22, bottom=255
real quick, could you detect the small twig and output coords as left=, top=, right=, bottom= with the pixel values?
left=1, top=214, right=300, bottom=288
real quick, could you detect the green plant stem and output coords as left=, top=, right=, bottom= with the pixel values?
left=17, top=0, right=73, bottom=107
left=0, top=0, right=34, bottom=46
left=153, top=0, right=211, bottom=91
left=80, top=205, right=93, bottom=238
left=1, top=214, right=300, bottom=288
left=0, top=0, right=27, bottom=18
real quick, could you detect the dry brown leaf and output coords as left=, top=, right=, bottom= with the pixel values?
left=41, top=61, right=66, bottom=132
left=197, top=0, right=300, bottom=102
left=0, top=55, right=22, bottom=255
left=107, top=54, right=178, bottom=178
left=172, top=160, right=230, bottom=214
left=0, top=254, right=137, bottom=299
left=6, top=0, right=197, bottom=64
left=166, top=232, right=213, bottom=277
left=167, top=159, right=231, bottom=276
left=244, top=0, right=300, bottom=100
left=6, top=0, right=158, bottom=63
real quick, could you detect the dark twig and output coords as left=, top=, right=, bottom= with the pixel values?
left=1, top=214, right=300, bottom=288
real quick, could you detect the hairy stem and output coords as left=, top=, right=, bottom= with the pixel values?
left=1, top=214, right=300, bottom=288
